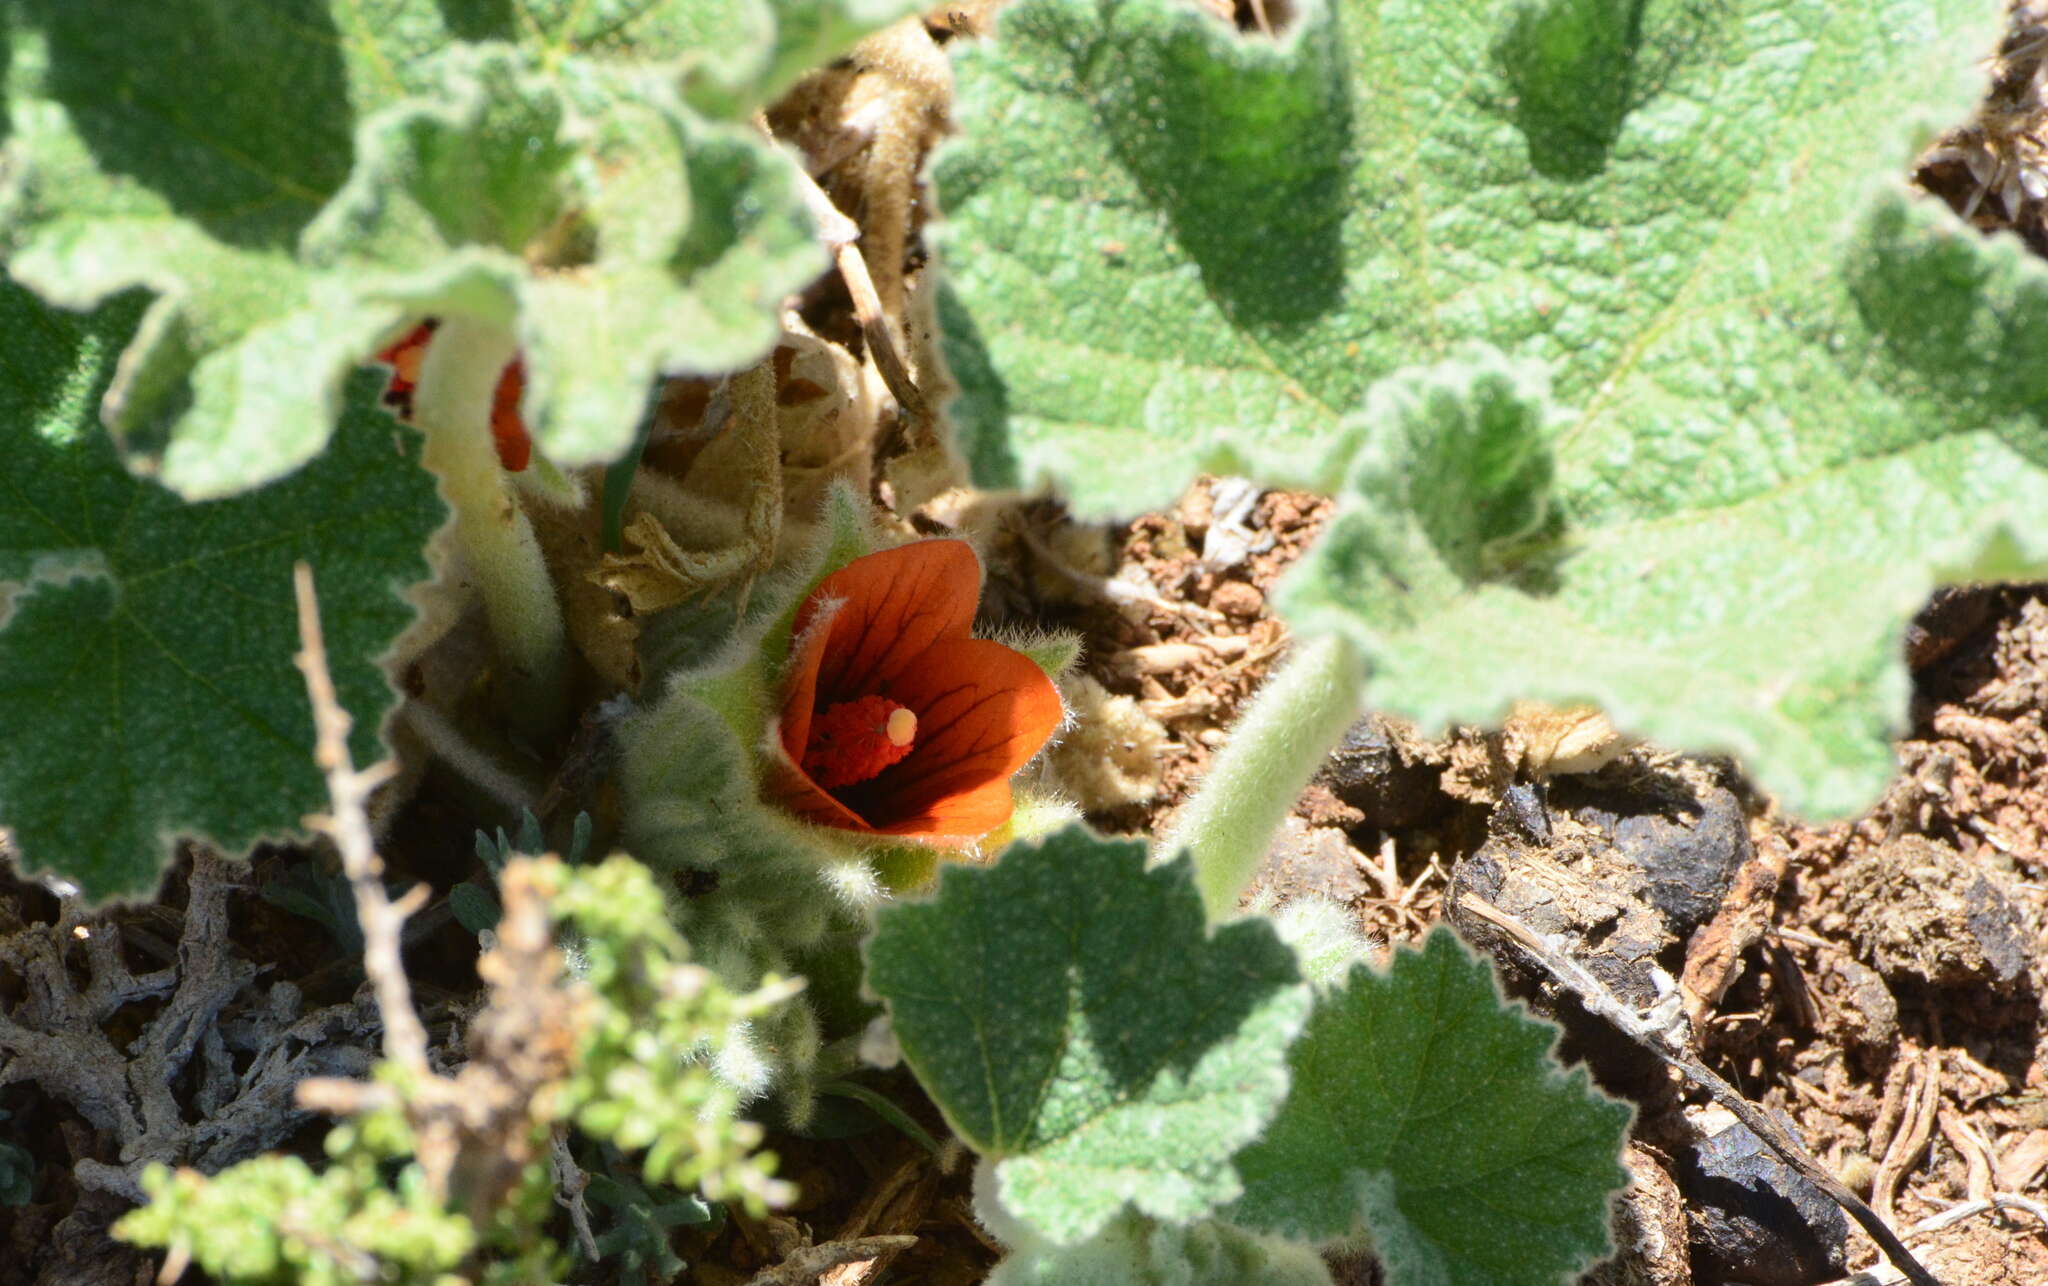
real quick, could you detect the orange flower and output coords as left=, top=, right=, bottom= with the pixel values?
left=376, top=320, right=532, bottom=473
left=768, top=540, right=1063, bottom=842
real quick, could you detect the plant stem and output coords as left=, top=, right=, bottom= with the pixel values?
left=412, top=316, right=566, bottom=737
left=1160, top=633, right=1365, bottom=924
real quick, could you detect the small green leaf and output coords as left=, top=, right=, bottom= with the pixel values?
left=259, top=861, right=364, bottom=953
left=865, top=826, right=1312, bottom=1245
left=449, top=881, right=504, bottom=936
left=0, top=281, right=436, bottom=900
left=1228, top=928, right=1631, bottom=1286
left=1, top=4, right=827, bottom=499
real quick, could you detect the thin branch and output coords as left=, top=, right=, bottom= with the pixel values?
left=292, top=562, right=429, bottom=1076
left=1905, top=1190, right=2048, bottom=1237
left=784, top=157, right=934, bottom=456
left=1458, top=893, right=1942, bottom=1286
left=550, top=1128, right=601, bottom=1263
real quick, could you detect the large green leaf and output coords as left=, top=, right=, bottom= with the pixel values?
left=1227, top=929, right=1631, bottom=1285
left=865, top=827, right=1312, bottom=1245
left=0, top=0, right=844, bottom=499
left=935, top=0, right=2048, bottom=815
left=0, top=281, right=437, bottom=900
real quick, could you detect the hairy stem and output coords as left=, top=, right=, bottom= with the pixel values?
left=1160, top=634, right=1364, bottom=923
left=412, top=317, right=565, bottom=734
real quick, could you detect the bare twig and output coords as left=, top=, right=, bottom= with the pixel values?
left=1458, top=893, right=1943, bottom=1286
left=1009, top=516, right=1228, bottom=627
left=293, top=564, right=581, bottom=1222
left=1935, top=1106, right=1996, bottom=1203
left=1906, top=1190, right=2048, bottom=1236
left=550, top=1127, right=601, bottom=1262
left=293, top=562, right=428, bottom=1076
left=1774, top=925, right=1852, bottom=954
left=784, top=158, right=934, bottom=456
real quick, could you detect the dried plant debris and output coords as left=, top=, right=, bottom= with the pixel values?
left=1918, top=1, right=2048, bottom=248
left=0, top=847, right=380, bottom=1282
left=1047, top=674, right=1170, bottom=811
left=1585, top=1143, right=1691, bottom=1286
left=1835, top=835, right=2034, bottom=990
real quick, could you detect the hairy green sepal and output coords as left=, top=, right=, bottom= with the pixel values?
left=865, top=827, right=1312, bottom=1245
left=1228, top=928, right=1631, bottom=1285
left=0, top=283, right=436, bottom=900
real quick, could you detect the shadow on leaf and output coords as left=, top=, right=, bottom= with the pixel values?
left=1089, top=0, right=1351, bottom=331
left=1493, top=0, right=1648, bottom=181
left=935, top=279, right=1020, bottom=490
left=1844, top=193, right=2048, bottom=474
left=434, top=0, right=517, bottom=40
left=24, top=0, right=354, bottom=249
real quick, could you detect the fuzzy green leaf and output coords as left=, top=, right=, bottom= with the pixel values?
left=936, top=0, right=2048, bottom=815
left=0, top=281, right=436, bottom=900
left=0, top=2, right=828, bottom=499
left=669, top=0, right=926, bottom=116
left=1279, top=330, right=2048, bottom=816
left=865, top=827, right=1312, bottom=1245
left=1227, top=929, right=1630, bottom=1285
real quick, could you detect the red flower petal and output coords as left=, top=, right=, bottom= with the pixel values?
left=491, top=358, right=531, bottom=472
left=768, top=539, right=1062, bottom=843
left=778, top=597, right=839, bottom=768
left=768, top=598, right=876, bottom=830
left=766, top=750, right=874, bottom=831
left=838, top=637, right=1064, bottom=838
left=879, top=777, right=1015, bottom=842
left=794, top=540, right=981, bottom=706
left=374, top=319, right=530, bottom=472
left=375, top=321, right=437, bottom=418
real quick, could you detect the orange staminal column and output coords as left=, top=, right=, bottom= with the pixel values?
left=803, top=695, right=918, bottom=789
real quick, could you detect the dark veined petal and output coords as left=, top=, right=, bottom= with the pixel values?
left=794, top=539, right=981, bottom=704
left=770, top=539, right=1061, bottom=842
left=843, top=638, right=1064, bottom=838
